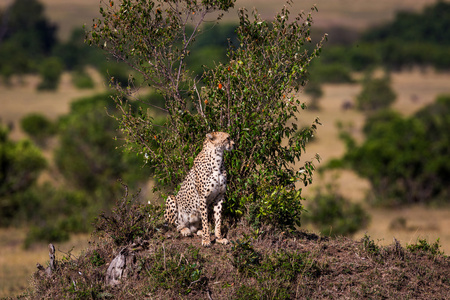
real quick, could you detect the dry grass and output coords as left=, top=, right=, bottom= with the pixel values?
left=354, top=205, right=450, bottom=253
left=0, top=228, right=91, bottom=298
left=0, top=68, right=105, bottom=141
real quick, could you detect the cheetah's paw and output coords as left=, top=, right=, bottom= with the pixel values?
left=216, top=238, right=229, bottom=245
left=202, top=239, right=211, bottom=247
left=180, top=227, right=192, bottom=236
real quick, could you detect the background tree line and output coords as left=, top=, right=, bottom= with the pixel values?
left=2, top=0, right=450, bottom=89
left=1, top=0, right=450, bottom=244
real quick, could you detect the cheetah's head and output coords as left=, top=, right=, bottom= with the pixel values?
left=206, top=132, right=234, bottom=151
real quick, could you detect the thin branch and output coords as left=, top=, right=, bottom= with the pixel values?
left=162, top=242, right=166, bottom=271
left=175, top=7, right=209, bottom=94
left=193, top=81, right=206, bottom=119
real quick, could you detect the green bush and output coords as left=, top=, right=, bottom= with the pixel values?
left=0, top=40, right=31, bottom=82
left=71, top=69, right=95, bottom=89
left=0, top=0, right=57, bottom=74
left=0, top=125, right=46, bottom=226
left=356, top=74, right=396, bottom=112
left=53, top=28, right=105, bottom=70
left=407, top=238, right=444, bottom=257
left=232, top=241, right=327, bottom=298
left=20, top=113, right=55, bottom=145
left=362, top=2, right=450, bottom=46
left=24, top=224, right=70, bottom=248
left=348, top=44, right=380, bottom=71
left=304, top=79, right=323, bottom=110
left=304, top=2, right=450, bottom=73
left=4, top=92, right=155, bottom=245
left=360, top=1, right=450, bottom=70
left=88, top=0, right=325, bottom=229
left=360, top=234, right=381, bottom=257
left=8, top=183, right=95, bottom=246
left=54, top=93, right=151, bottom=196
left=332, top=95, right=450, bottom=205
left=90, top=250, right=106, bottom=267
left=37, top=57, right=64, bottom=90
left=245, top=184, right=304, bottom=231
left=304, top=184, right=370, bottom=236
left=309, top=61, right=353, bottom=83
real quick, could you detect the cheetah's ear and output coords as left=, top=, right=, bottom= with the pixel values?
left=206, top=133, right=215, bottom=141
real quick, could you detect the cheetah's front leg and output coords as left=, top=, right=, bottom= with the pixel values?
left=199, top=199, right=211, bottom=247
left=213, top=195, right=228, bottom=245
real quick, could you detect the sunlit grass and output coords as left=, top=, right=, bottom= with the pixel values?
left=0, top=227, right=91, bottom=298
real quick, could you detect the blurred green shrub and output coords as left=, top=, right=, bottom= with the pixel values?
left=356, top=74, right=396, bottom=112
left=0, top=125, right=47, bottom=226
left=331, top=95, right=450, bottom=206
left=304, top=80, right=323, bottom=110
left=53, top=28, right=105, bottom=70
left=304, top=184, right=369, bottom=236
left=54, top=93, right=151, bottom=198
left=24, top=224, right=70, bottom=248
left=71, top=69, right=95, bottom=89
left=309, top=61, right=353, bottom=83
left=307, top=1, right=450, bottom=74
left=37, top=57, right=64, bottom=90
left=362, top=2, right=450, bottom=46
left=0, top=40, right=31, bottom=83
left=8, top=183, right=92, bottom=241
left=5, top=92, right=156, bottom=246
left=20, top=113, right=56, bottom=145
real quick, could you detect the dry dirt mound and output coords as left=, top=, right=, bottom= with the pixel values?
left=27, top=224, right=450, bottom=299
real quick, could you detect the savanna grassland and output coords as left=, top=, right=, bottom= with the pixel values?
left=2, top=67, right=450, bottom=298
left=1, top=0, right=450, bottom=298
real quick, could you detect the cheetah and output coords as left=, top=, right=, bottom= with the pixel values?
left=164, top=132, right=234, bottom=246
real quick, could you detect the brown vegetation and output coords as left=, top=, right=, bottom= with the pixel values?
left=27, top=222, right=450, bottom=299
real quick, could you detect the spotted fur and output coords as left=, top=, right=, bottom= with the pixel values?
left=164, top=132, right=234, bottom=246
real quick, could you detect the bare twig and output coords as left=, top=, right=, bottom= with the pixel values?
left=207, top=289, right=213, bottom=300
left=193, top=81, right=206, bottom=119
left=162, top=243, right=166, bottom=271
left=188, top=278, right=203, bottom=288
